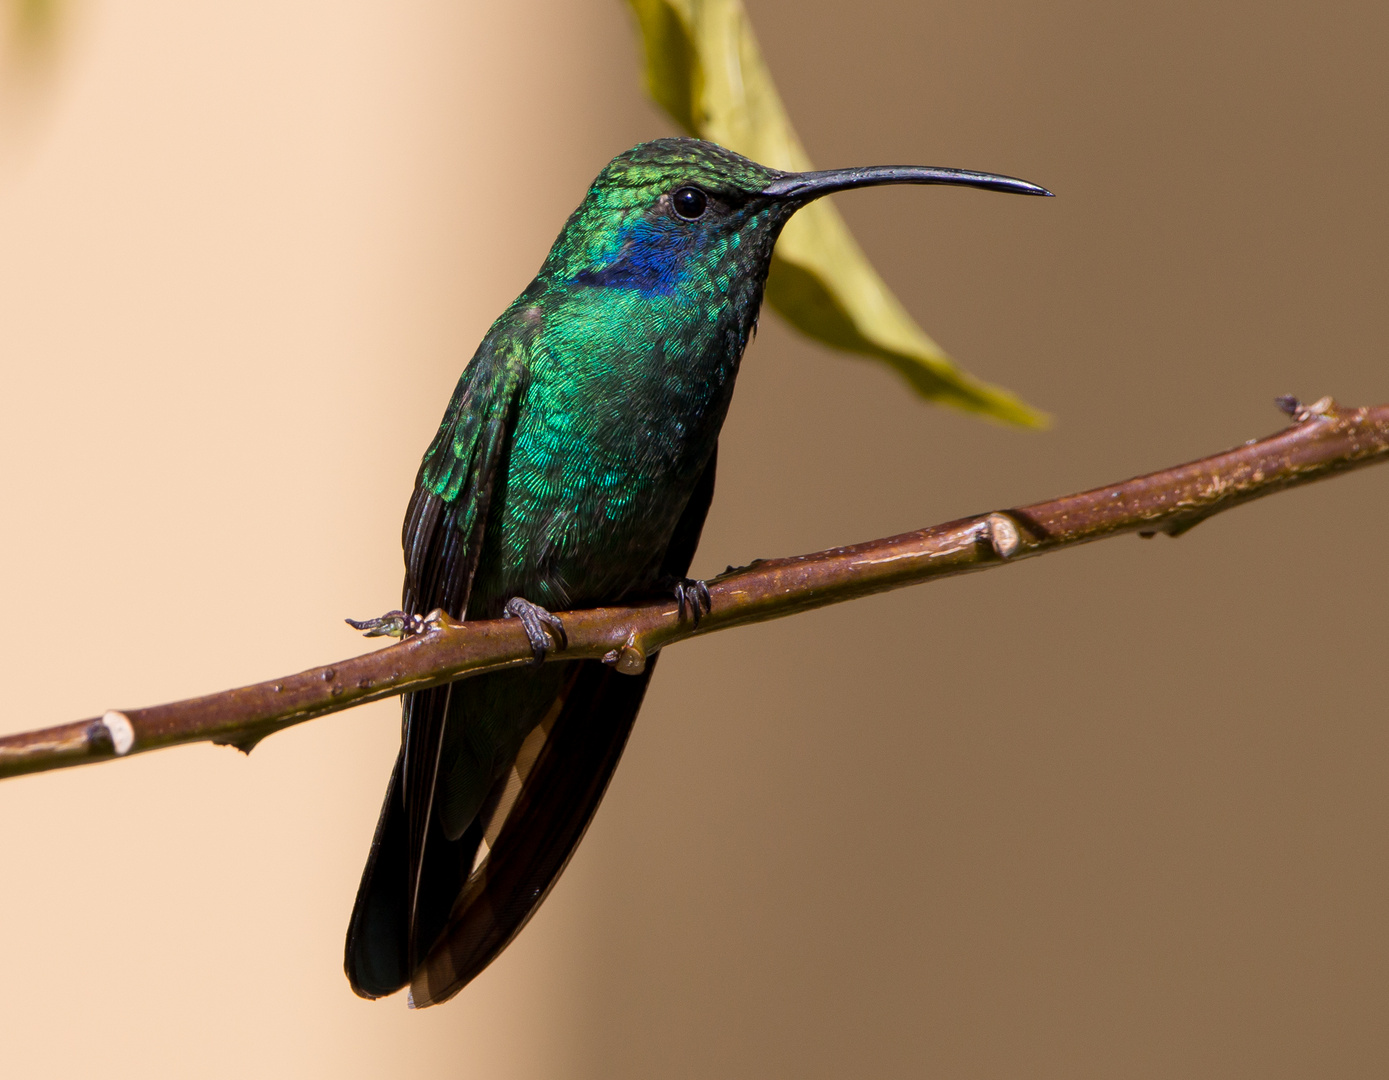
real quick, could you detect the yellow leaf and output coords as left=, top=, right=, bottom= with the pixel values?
left=626, top=0, right=1047, bottom=427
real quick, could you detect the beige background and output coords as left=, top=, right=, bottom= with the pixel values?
left=1, top=1, right=1385, bottom=1076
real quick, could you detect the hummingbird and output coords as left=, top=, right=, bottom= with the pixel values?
left=344, top=137, right=1050, bottom=1006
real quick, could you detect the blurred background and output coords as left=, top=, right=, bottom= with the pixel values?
left=1, top=1, right=1386, bottom=1076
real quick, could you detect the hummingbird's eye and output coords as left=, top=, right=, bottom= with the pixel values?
left=671, top=186, right=708, bottom=220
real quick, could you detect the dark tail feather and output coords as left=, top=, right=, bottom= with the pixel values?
left=345, top=754, right=482, bottom=999
left=408, top=658, right=657, bottom=1006
left=344, top=755, right=409, bottom=998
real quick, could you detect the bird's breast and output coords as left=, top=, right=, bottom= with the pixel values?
left=474, top=283, right=758, bottom=612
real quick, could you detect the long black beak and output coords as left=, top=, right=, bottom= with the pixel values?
left=762, top=165, right=1052, bottom=201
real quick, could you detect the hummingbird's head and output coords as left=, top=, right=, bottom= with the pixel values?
left=541, top=137, right=1049, bottom=301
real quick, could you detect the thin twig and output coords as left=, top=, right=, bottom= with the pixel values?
left=2, top=395, right=1385, bottom=781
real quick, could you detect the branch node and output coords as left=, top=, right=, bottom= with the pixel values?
left=612, top=632, right=648, bottom=676
left=1305, top=396, right=1338, bottom=420
left=347, top=610, right=421, bottom=638
left=100, top=711, right=135, bottom=756
left=984, top=513, right=1021, bottom=559
left=1275, top=394, right=1338, bottom=425
left=214, top=728, right=269, bottom=756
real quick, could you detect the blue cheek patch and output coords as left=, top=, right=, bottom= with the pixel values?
left=574, top=219, right=700, bottom=297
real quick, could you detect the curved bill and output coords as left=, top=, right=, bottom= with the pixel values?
left=762, top=165, right=1052, bottom=201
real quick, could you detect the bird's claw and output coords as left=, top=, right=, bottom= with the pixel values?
left=345, top=610, right=429, bottom=638
left=503, top=597, right=567, bottom=665
left=671, top=577, right=713, bottom=628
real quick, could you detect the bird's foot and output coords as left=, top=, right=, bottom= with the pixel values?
left=663, top=576, right=712, bottom=628
left=345, top=609, right=430, bottom=638
left=503, top=597, right=567, bottom=665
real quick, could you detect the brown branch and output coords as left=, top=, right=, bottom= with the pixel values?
left=2, top=395, right=1385, bottom=781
